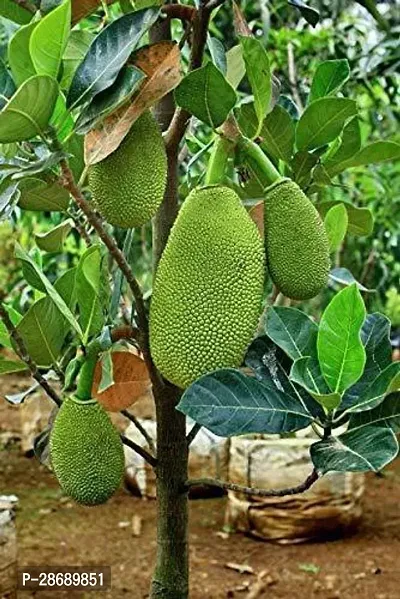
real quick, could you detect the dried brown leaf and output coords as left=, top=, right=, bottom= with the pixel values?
left=249, top=201, right=264, bottom=237
left=84, top=41, right=181, bottom=165
left=72, top=0, right=115, bottom=25
left=92, top=351, right=151, bottom=412
left=233, top=1, right=252, bottom=37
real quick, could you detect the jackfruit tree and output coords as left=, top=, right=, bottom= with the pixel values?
left=0, top=1, right=399, bottom=599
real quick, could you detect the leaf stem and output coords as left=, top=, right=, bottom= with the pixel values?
left=121, top=409, right=157, bottom=456
left=237, top=136, right=281, bottom=188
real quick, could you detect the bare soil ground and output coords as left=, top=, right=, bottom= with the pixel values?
left=1, top=382, right=400, bottom=599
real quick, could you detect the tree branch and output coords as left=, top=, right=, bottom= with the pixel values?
left=287, top=41, right=304, bottom=112
left=11, top=0, right=36, bottom=14
left=121, top=409, right=157, bottom=456
left=186, top=423, right=201, bottom=447
left=121, top=434, right=157, bottom=468
left=164, top=0, right=218, bottom=151
left=185, top=468, right=319, bottom=497
left=0, top=300, right=62, bottom=407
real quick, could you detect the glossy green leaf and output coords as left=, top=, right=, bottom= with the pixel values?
left=0, top=356, right=27, bottom=375
left=60, top=29, right=94, bottom=90
left=308, top=59, right=350, bottom=103
left=177, top=368, right=313, bottom=437
left=208, top=36, right=227, bottom=74
left=30, top=0, right=71, bottom=79
left=240, top=36, right=270, bottom=137
left=245, top=336, right=324, bottom=420
left=50, top=93, right=74, bottom=141
left=329, top=141, right=400, bottom=176
left=17, top=297, right=68, bottom=367
left=225, top=44, right=245, bottom=89
left=291, top=150, right=319, bottom=188
left=329, top=267, right=374, bottom=293
left=0, top=75, right=58, bottom=143
left=324, top=203, right=348, bottom=252
left=54, top=266, right=77, bottom=311
left=265, top=306, right=318, bottom=361
left=347, top=362, right=400, bottom=414
left=18, top=177, right=70, bottom=211
left=349, top=393, right=400, bottom=433
left=324, top=116, right=361, bottom=173
left=98, top=350, right=114, bottom=393
left=0, top=180, right=20, bottom=221
left=0, top=0, right=33, bottom=24
left=75, top=65, right=145, bottom=134
left=311, top=425, right=398, bottom=473
left=0, top=305, right=22, bottom=348
left=67, top=7, right=159, bottom=109
left=318, top=284, right=366, bottom=394
left=8, top=21, right=37, bottom=86
left=76, top=245, right=105, bottom=343
left=14, top=243, right=82, bottom=338
left=296, top=98, right=357, bottom=151
left=175, top=62, right=236, bottom=129
left=35, top=219, right=73, bottom=252
left=290, top=357, right=341, bottom=411
left=318, top=201, right=374, bottom=237
left=0, top=59, right=16, bottom=109
left=261, top=104, right=295, bottom=162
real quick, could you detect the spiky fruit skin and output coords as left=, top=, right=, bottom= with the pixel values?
left=264, top=178, right=330, bottom=300
left=88, top=110, right=167, bottom=229
left=149, top=185, right=265, bottom=389
left=50, top=397, right=125, bottom=506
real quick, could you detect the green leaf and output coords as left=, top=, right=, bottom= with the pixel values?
left=349, top=393, right=400, bottom=433
left=311, top=425, right=398, bottom=473
left=290, top=357, right=341, bottom=411
left=50, top=93, right=74, bottom=141
left=60, top=29, right=94, bottom=90
left=8, top=21, right=38, bottom=86
left=240, top=36, right=270, bottom=137
left=98, top=350, right=114, bottom=393
left=207, top=36, right=227, bottom=75
left=318, top=285, right=366, bottom=394
left=291, top=150, right=319, bottom=188
left=0, top=356, right=27, bottom=375
left=75, top=65, right=145, bottom=134
left=14, top=243, right=82, bottom=338
left=265, top=306, right=318, bottom=361
left=318, top=201, right=374, bottom=237
left=296, top=98, right=357, bottom=151
left=0, top=0, right=33, bottom=24
left=288, top=0, right=320, bottom=27
left=54, top=266, right=77, bottom=310
left=343, top=362, right=400, bottom=414
left=0, top=180, right=20, bottom=221
left=30, top=0, right=71, bottom=79
left=174, top=62, right=236, bottom=129
left=76, top=245, right=105, bottom=343
left=35, top=219, right=73, bottom=252
left=18, top=177, right=70, bottom=211
left=67, top=7, right=159, bottom=109
left=16, top=296, right=68, bottom=367
left=329, top=141, right=400, bottom=176
left=0, top=305, right=22, bottom=348
left=324, top=117, right=361, bottom=172
left=225, top=44, right=245, bottom=89
left=329, top=267, right=375, bottom=293
left=261, top=104, right=295, bottom=162
left=65, top=133, right=84, bottom=181
left=177, top=368, right=313, bottom=437
left=0, top=75, right=58, bottom=143
left=308, top=59, right=350, bottom=103
left=324, top=203, right=348, bottom=252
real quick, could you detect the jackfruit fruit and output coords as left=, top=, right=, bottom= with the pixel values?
left=264, top=178, right=330, bottom=300
left=50, top=397, right=125, bottom=505
left=149, top=185, right=265, bottom=388
left=88, top=110, right=167, bottom=228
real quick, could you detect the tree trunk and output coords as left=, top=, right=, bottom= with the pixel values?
left=150, top=385, right=189, bottom=599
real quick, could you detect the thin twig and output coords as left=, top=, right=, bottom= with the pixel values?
left=48, top=131, right=163, bottom=392
left=0, top=300, right=62, bottom=407
left=121, top=434, right=157, bottom=468
left=186, top=423, right=202, bottom=447
left=185, top=468, right=319, bottom=497
left=121, top=410, right=157, bottom=455
left=11, top=0, right=36, bottom=14
left=67, top=209, right=92, bottom=247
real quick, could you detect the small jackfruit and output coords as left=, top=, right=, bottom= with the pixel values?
left=50, top=397, right=125, bottom=506
left=149, top=185, right=265, bottom=388
left=264, top=178, right=330, bottom=300
left=88, top=110, right=167, bottom=228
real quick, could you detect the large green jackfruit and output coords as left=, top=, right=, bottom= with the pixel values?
left=88, top=110, right=167, bottom=228
left=50, top=397, right=125, bottom=506
left=264, top=178, right=330, bottom=300
left=149, top=185, right=265, bottom=388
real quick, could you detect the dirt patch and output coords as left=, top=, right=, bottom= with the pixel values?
left=1, top=384, right=400, bottom=599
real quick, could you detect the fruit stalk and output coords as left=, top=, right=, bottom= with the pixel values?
left=237, top=136, right=281, bottom=188
left=204, top=135, right=234, bottom=185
